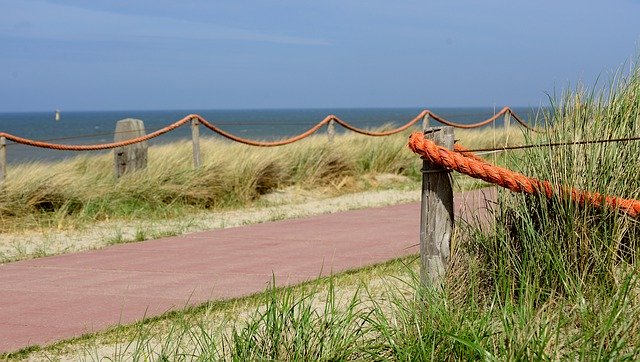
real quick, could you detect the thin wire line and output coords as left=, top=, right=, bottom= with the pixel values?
left=457, top=136, right=640, bottom=154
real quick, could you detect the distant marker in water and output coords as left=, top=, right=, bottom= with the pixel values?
left=55, top=109, right=61, bottom=121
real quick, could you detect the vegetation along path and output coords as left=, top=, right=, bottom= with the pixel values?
left=0, top=188, right=495, bottom=354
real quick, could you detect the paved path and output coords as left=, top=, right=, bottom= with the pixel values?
left=0, top=188, right=495, bottom=353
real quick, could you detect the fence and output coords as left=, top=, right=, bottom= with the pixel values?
left=409, top=127, right=640, bottom=287
left=4, top=107, right=635, bottom=289
left=0, top=107, right=528, bottom=182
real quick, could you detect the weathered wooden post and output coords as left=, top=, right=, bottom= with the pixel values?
left=191, top=118, right=201, bottom=168
left=419, top=126, right=454, bottom=287
left=114, top=118, right=147, bottom=178
left=0, top=136, right=6, bottom=184
left=327, top=120, right=336, bottom=143
left=327, top=119, right=335, bottom=143
left=422, top=113, right=430, bottom=131
left=503, top=109, right=511, bottom=131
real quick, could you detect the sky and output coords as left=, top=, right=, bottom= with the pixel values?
left=1, top=0, right=639, bottom=112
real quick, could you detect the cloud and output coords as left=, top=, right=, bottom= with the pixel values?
left=0, top=0, right=330, bottom=46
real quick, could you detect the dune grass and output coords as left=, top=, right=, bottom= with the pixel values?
left=470, top=67, right=640, bottom=299
left=0, top=125, right=523, bottom=234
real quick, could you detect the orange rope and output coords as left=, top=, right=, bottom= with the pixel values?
left=332, top=112, right=425, bottom=136
left=196, top=115, right=332, bottom=147
left=428, top=106, right=536, bottom=131
left=0, top=116, right=191, bottom=151
left=0, top=108, right=533, bottom=150
left=407, top=132, right=640, bottom=218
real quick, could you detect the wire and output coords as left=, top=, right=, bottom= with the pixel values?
left=456, top=136, right=640, bottom=154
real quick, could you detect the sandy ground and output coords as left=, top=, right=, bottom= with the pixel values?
left=0, top=184, right=420, bottom=263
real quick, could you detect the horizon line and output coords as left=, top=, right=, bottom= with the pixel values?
left=0, top=105, right=546, bottom=115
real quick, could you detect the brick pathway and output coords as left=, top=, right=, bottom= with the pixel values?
left=0, top=188, right=495, bottom=353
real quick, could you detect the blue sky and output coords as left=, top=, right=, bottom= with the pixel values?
left=1, top=0, right=639, bottom=112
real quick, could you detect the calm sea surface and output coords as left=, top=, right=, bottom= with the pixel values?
left=0, top=107, right=540, bottom=164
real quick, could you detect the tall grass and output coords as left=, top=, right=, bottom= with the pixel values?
left=0, top=127, right=521, bottom=232
left=460, top=66, right=640, bottom=305
left=0, top=132, right=410, bottom=231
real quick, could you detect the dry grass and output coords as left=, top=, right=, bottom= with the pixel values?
left=0, top=126, right=525, bottom=233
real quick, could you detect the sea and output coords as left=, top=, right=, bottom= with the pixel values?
left=0, top=107, right=541, bottom=164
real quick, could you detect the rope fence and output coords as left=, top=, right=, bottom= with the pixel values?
left=409, top=126, right=639, bottom=286
left=408, top=131, right=640, bottom=218
left=0, top=107, right=527, bottom=151
left=0, top=107, right=529, bottom=180
left=2, top=110, right=638, bottom=288
left=2, top=112, right=506, bottom=148
left=2, top=126, right=169, bottom=147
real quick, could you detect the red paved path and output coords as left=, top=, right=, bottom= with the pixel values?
left=0, top=188, right=495, bottom=353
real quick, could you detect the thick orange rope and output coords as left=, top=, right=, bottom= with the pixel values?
left=0, top=107, right=531, bottom=150
left=407, top=132, right=640, bottom=218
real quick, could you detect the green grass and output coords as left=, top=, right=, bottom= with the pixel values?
left=469, top=66, right=640, bottom=300
left=1, top=256, right=419, bottom=361
left=8, top=258, right=640, bottom=361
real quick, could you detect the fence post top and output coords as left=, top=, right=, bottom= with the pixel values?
left=117, top=118, right=143, bottom=123
left=424, top=126, right=454, bottom=135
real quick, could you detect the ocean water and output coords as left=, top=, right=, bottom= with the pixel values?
left=0, top=107, right=540, bottom=164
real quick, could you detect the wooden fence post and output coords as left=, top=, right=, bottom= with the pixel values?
left=0, top=136, right=6, bottom=184
left=191, top=118, right=201, bottom=168
left=419, top=126, right=454, bottom=287
left=503, top=109, right=511, bottom=131
left=327, top=119, right=335, bottom=143
left=114, top=118, right=148, bottom=178
left=422, top=113, right=430, bottom=131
